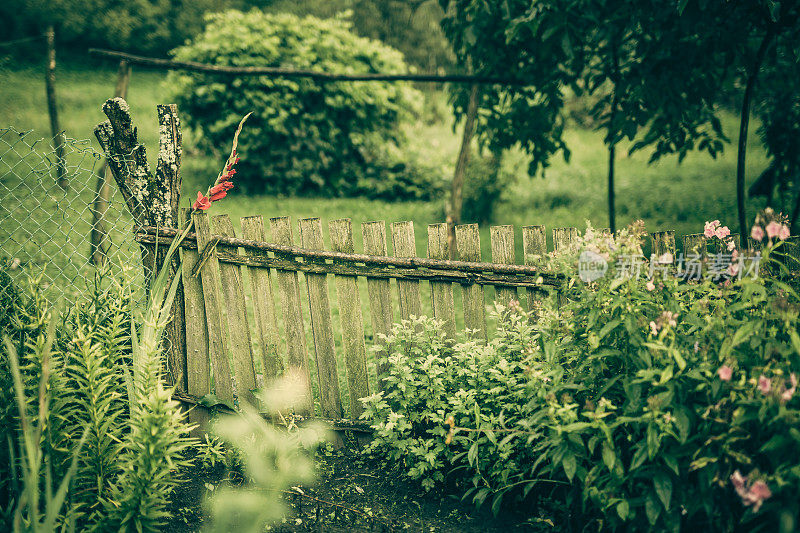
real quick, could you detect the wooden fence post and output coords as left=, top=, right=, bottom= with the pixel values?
left=455, top=224, right=486, bottom=340
left=553, top=228, right=579, bottom=307
left=240, top=216, right=283, bottom=380
left=212, top=215, right=258, bottom=406
left=523, top=225, right=547, bottom=317
left=329, top=219, right=370, bottom=418
left=45, top=25, right=66, bottom=190
left=91, top=60, right=131, bottom=266
left=179, top=208, right=210, bottom=431
left=490, top=225, right=517, bottom=307
left=428, top=223, right=456, bottom=338
left=651, top=230, right=676, bottom=258
left=192, top=212, right=234, bottom=405
left=362, top=221, right=394, bottom=387
left=392, top=221, right=422, bottom=321
left=94, top=98, right=186, bottom=390
left=270, top=217, right=313, bottom=414
left=299, top=218, right=343, bottom=420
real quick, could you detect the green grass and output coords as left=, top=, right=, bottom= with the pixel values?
left=0, top=58, right=776, bottom=416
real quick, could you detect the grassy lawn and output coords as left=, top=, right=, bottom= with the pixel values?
left=0, top=58, right=775, bottom=415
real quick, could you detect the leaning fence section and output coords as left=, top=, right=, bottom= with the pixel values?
left=136, top=215, right=800, bottom=428
left=0, top=127, right=143, bottom=305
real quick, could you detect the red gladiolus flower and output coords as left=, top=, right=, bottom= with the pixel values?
left=192, top=191, right=211, bottom=211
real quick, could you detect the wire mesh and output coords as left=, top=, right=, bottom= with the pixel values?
left=0, top=126, right=144, bottom=305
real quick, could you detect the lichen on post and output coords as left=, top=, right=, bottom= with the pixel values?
left=94, top=98, right=187, bottom=391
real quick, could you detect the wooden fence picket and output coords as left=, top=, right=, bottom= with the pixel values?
left=455, top=224, right=486, bottom=340
left=553, top=227, right=578, bottom=307
left=682, top=233, right=707, bottom=257
left=391, top=221, right=422, bottom=321
left=490, top=225, right=517, bottom=306
left=270, top=216, right=313, bottom=414
left=179, top=209, right=210, bottom=432
left=522, top=225, right=547, bottom=317
left=192, top=212, right=234, bottom=405
left=211, top=215, right=258, bottom=406
left=427, top=223, right=456, bottom=339
left=329, top=219, right=370, bottom=418
left=240, top=216, right=283, bottom=380
left=361, top=221, right=394, bottom=386
left=651, top=230, right=676, bottom=258
left=298, top=217, right=343, bottom=419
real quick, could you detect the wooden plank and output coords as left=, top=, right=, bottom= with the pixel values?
left=211, top=215, right=258, bottom=406
left=490, top=225, right=517, bottom=306
left=270, top=217, right=313, bottom=414
left=651, top=230, right=676, bottom=258
left=427, top=223, right=456, bottom=338
left=361, top=221, right=394, bottom=386
left=329, top=219, right=370, bottom=418
left=240, top=216, right=283, bottom=381
left=455, top=224, right=486, bottom=340
left=179, top=209, right=210, bottom=433
left=298, top=217, right=343, bottom=420
left=553, top=228, right=579, bottom=308
left=523, top=225, right=547, bottom=317
left=391, top=221, right=422, bottom=320
left=192, top=212, right=234, bottom=405
left=553, top=227, right=579, bottom=251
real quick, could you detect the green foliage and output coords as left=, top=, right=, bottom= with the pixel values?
left=362, top=307, right=540, bottom=500
left=0, top=265, right=192, bottom=532
left=459, top=150, right=515, bottom=224
left=205, top=371, right=326, bottom=532
left=169, top=10, right=428, bottom=198
left=364, top=221, right=800, bottom=530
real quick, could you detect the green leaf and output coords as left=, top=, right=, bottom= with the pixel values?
left=677, top=0, right=689, bottom=15
left=654, top=474, right=672, bottom=510
left=602, top=442, right=616, bottom=472
left=616, top=500, right=630, bottom=520
left=562, top=453, right=577, bottom=482
left=646, top=493, right=661, bottom=525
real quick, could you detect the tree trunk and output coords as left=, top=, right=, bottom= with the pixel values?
left=45, top=25, right=67, bottom=190
left=447, top=83, right=479, bottom=257
left=91, top=60, right=131, bottom=266
left=736, top=31, right=775, bottom=238
left=608, top=142, right=616, bottom=234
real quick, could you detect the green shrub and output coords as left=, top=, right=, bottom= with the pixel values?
left=169, top=10, right=428, bottom=198
left=363, top=217, right=800, bottom=531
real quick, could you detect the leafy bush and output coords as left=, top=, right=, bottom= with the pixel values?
left=0, top=268, right=192, bottom=532
left=169, top=10, right=429, bottom=199
left=363, top=217, right=800, bottom=531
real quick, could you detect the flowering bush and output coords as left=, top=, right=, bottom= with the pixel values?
left=363, top=216, right=800, bottom=530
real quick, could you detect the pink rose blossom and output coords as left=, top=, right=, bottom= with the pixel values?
left=646, top=280, right=655, bottom=291
left=704, top=220, right=719, bottom=238
left=758, top=375, right=771, bottom=395
left=727, top=240, right=736, bottom=251
left=731, top=471, right=772, bottom=512
left=766, top=221, right=782, bottom=239
left=718, top=365, right=733, bottom=381
left=778, top=224, right=790, bottom=241
left=751, top=225, right=765, bottom=242
left=715, top=225, right=731, bottom=239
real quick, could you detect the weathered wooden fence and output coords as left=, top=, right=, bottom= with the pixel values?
left=134, top=218, right=797, bottom=430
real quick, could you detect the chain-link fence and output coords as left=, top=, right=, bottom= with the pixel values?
left=0, top=126, right=144, bottom=305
